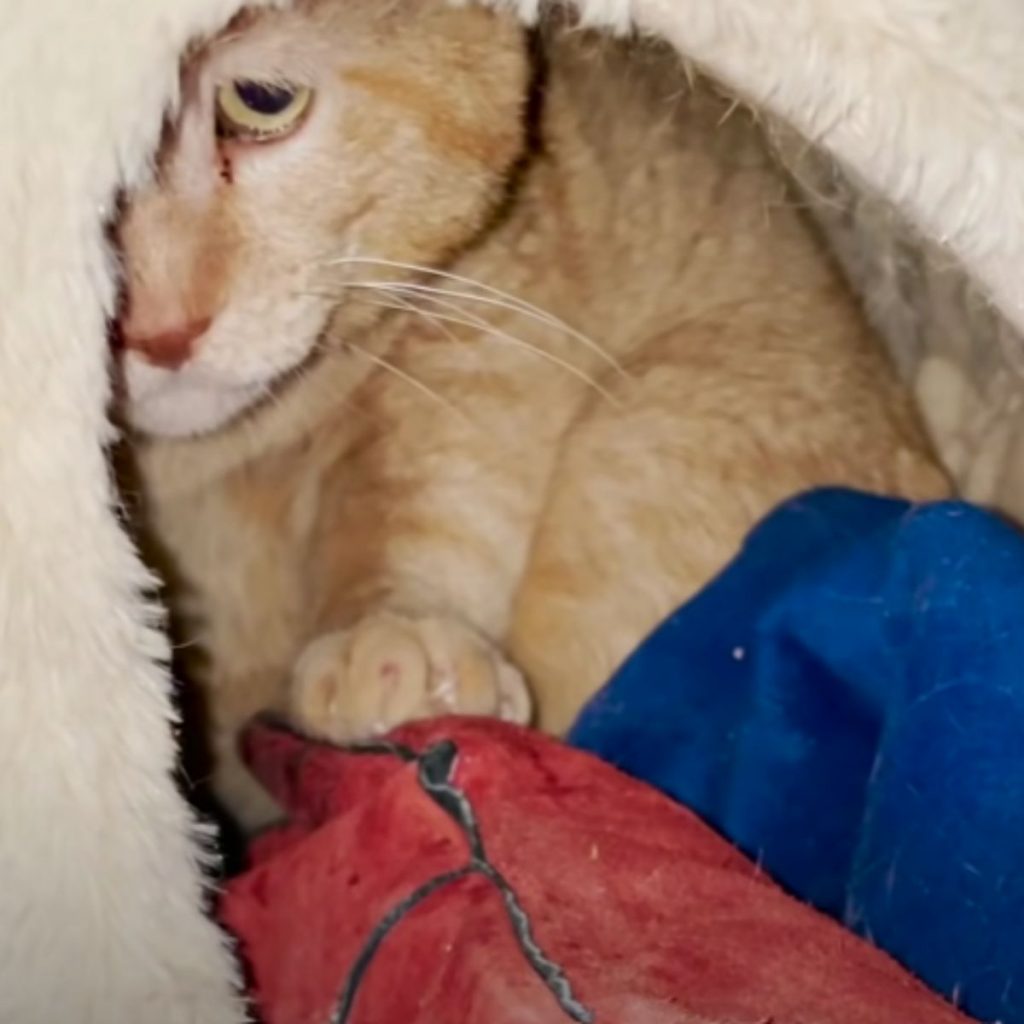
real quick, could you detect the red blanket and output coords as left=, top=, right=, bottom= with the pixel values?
left=222, top=718, right=973, bottom=1024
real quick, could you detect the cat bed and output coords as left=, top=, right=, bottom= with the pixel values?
left=772, top=135, right=1024, bottom=523
left=5, top=0, right=1024, bottom=1018
left=221, top=716, right=974, bottom=1024
left=572, top=487, right=1024, bottom=1024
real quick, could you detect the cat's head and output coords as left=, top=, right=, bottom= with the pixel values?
left=116, top=0, right=535, bottom=438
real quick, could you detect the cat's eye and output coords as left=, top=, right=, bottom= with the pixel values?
left=215, top=79, right=312, bottom=142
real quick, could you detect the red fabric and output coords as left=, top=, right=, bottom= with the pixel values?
left=221, top=718, right=973, bottom=1024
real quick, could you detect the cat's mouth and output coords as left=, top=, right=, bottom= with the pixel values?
left=119, top=291, right=337, bottom=439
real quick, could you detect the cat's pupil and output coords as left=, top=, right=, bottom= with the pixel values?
left=236, top=80, right=295, bottom=115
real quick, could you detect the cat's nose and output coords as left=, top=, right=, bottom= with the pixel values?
left=121, top=317, right=211, bottom=370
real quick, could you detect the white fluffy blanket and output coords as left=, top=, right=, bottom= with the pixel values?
left=1, top=0, right=1019, bottom=1018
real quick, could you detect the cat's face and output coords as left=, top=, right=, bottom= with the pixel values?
left=117, top=0, right=531, bottom=438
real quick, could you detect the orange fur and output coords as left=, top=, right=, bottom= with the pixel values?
left=118, top=0, right=948, bottom=827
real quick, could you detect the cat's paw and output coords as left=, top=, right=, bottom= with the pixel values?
left=287, top=610, right=532, bottom=743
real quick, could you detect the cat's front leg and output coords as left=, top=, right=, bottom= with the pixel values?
left=288, top=610, right=532, bottom=744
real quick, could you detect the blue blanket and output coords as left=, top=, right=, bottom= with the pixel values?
left=570, top=488, right=1024, bottom=1024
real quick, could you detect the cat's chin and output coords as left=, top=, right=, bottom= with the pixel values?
left=120, top=346, right=276, bottom=439
left=126, top=377, right=265, bottom=440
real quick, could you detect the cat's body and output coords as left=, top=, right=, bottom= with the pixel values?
left=119, top=0, right=947, bottom=826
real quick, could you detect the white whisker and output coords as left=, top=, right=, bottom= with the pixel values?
left=395, top=289, right=621, bottom=405
left=345, top=286, right=620, bottom=405
left=354, top=279, right=630, bottom=380
left=321, top=254, right=629, bottom=380
left=360, top=286, right=467, bottom=348
left=339, top=338, right=471, bottom=423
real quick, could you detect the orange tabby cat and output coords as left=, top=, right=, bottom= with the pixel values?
left=117, top=0, right=948, bottom=827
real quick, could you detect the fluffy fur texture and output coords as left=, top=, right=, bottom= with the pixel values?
left=770, top=127, right=1024, bottom=526
left=1, top=0, right=1021, bottom=1017
left=118, top=0, right=945, bottom=829
left=490, top=0, right=1024, bottom=339
left=0, top=1, right=273, bottom=1019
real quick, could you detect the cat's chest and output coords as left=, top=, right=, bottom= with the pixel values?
left=154, top=463, right=321, bottom=683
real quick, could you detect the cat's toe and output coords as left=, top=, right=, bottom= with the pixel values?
left=287, top=611, right=532, bottom=743
left=288, top=616, right=429, bottom=742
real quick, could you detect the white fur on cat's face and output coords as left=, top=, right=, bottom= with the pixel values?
left=117, top=0, right=529, bottom=438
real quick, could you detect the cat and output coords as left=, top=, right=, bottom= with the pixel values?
left=116, top=0, right=948, bottom=828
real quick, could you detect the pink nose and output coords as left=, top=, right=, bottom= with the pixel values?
left=121, top=317, right=210, bottom=370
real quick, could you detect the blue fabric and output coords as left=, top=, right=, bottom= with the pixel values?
left=569, top=488, right=1024, bottom=1024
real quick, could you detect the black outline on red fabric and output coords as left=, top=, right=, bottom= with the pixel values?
left=327, top=738, right=594, bottom=1024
